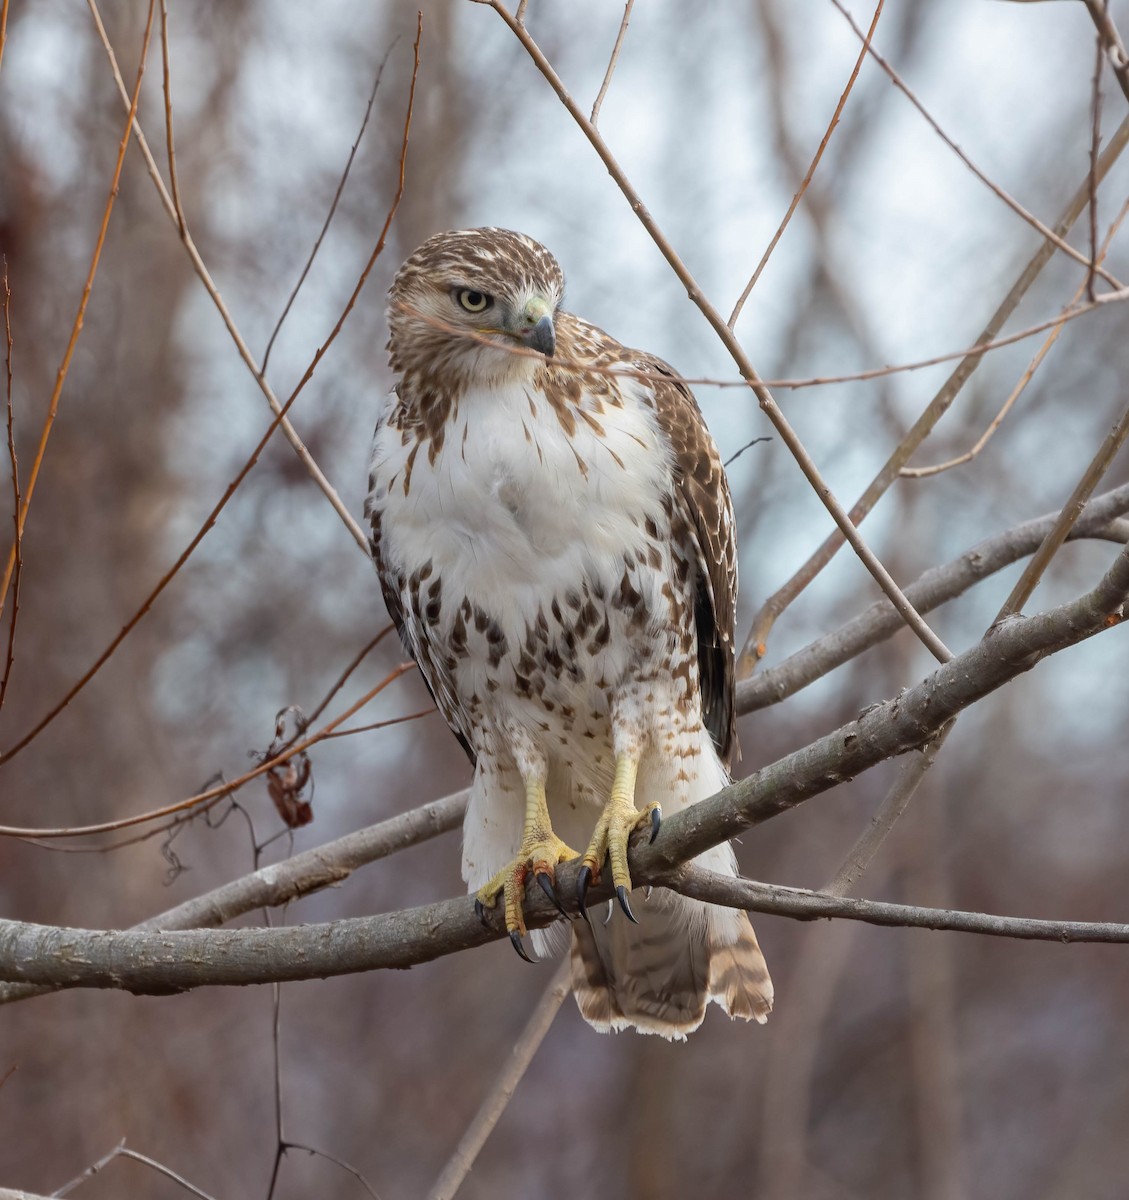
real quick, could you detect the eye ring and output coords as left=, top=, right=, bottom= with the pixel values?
left=455, top=288, right=491, bottom=313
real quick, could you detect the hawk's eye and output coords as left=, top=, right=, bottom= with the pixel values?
left=455, top=289, right=491, bottom=313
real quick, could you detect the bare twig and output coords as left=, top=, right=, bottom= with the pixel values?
left=0, top=0, right=156, bottom=622
left=0, top=0, right=8, bottom=75
left=305, top=628, right=394, bottom=727
left=478, top=0, right=952, bottom=665
left=158, top=0, right=185, bottom=237
left=738, top=111, right=1129, bottom=672
left=280, top=1144, right=383, bottom=1200
left=397, top=284, right=1129, bottom=395
left=995, top=398, right=1129, bottom=622
left=85, top=0, right=371, bottom=552
left=112, top=1149, right=219, bottom=1200
left=831, top=0, right=1122, bottom=290
left=824, top=725, right=952, bottom=899
left=902, top=198, right=1129, bottom=478
left=52, top=1139, right=128, bottom=1197
left=672, top=871, right=1129, bottom=944
left=0, top=261, right=18, bottom=713
left=2, top=488, right=1124, bottom=1000
left=320, top=707, right=433, bottom=740
left=0, top=397, right=376, bottom=766
left=757, top=719, right=943, bottom=1197
left=0, top=664, right=414, bottom=839
left=589, top=0, right=634, bottom=126
left=728, top=0, right=884, bottom=329
left=426, top=960, right=571, bottom=1200
left=1087, top=9, right=1106, bottom=302
left=261, top=39, right=398, bottom=374
left=1083, top=0, right=1129, bottom=103
left=0, top=17, right=422, bottom=765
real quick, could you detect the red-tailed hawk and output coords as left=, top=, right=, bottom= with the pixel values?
left=366, top=228, right=772, bottom=1037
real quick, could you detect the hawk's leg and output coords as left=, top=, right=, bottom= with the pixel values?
left=475, top=771, right=578, bottom=960
left=577, top=752, right=661, bottom=923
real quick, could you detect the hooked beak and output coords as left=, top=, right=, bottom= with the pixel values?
left=517, top=296, right=555, bottom=358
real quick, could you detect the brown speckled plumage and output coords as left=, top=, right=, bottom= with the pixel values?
left=366, top=229, right=771, bottom=1038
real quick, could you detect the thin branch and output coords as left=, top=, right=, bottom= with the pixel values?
left=305, top=628, right=394, bottom=728
left=397, top=284, right=1129, bottom=395
left=320, top=707, right=433, bottom=740
left=478, top=0, right=952, bottom=666
left=1083, top=0, right=1129, bottom=104
left=0, top=17, right=422, bottom=765
left=281, top=1144, right=383, bottom=1200
left=672, top=871, right=1129, bottom=944
left=830, top=0, right=1122, bottom=290
left=158, top=0, right=185, bottom=237
left=824, top=724, right=952, bottom=898
left=3, top=543, right=1127, bottom=992
left=589, top=0, right=634, bottom=126
left=738, top=481, right=1129, bottom=714
left=0, top=664, right=414, bottom=839
left=261, top=39, right=397, bottom=374
left=995, top=398, right=1129, bottom=621
left=0, top=260, right=18, bottom=713
left=85, top=0, right=374, bottom=552
left=1087, top=9, right=1105, bottom=302
left=728, top=0, right=883, bottom=329
left=901, top=197, right=1129, bottom=478
left=737, top=111, right=1129, bottom=673
left=113, top=1149, right=219, bottom=1200
left=426, top=960, right=571, bottom=1200
left=0, top=397, right=376, bottom=766
left=51, top=1138, right=127, bottom=1197
left=0, top=1, right=156, bottom=621
left=0, top=0, right=8, bottom=75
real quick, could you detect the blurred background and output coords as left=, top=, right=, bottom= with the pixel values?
left=2, top=1, right=1129, bottom=1196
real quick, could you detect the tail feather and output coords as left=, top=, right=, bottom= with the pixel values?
left=569, top=888, right=771, bottom=1040
left=707, top=916, right=773, bottom=1024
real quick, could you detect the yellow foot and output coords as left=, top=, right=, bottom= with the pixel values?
left=576, top=754, right=661, bottom=924
left=474, top=831, right=578, bottom=961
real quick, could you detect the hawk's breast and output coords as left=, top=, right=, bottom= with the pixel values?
left=368, top=371, right=688, bottom=762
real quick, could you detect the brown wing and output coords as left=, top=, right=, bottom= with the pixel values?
left=644, top=357, right=739, bottom=766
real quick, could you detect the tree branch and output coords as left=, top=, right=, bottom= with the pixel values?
left=2, top=540, right=1125, bottom=993
left=672, top=871, right=1129, bottom=944
left=0, top=790, right=467, bottom=1006
left=739, top=483, right=1129, bottom=713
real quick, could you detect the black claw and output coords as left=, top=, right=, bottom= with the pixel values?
left=649, top=807, right=662, bottom=843
left=577, top=865, right=593, bottom=924
left=536, top=870, right=569, bottom=918
left=509, top=929, right=535, bottom=963
left=616, top=885, right=639, bottom=924
left=474, top=898, right=490, bottom=929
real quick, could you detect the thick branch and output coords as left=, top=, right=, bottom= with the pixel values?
left=2, top=542, right=1125, bottom=992
left=652, top=538, right=1128, bottom=868
left=0, top=791, right=466, bottom=1005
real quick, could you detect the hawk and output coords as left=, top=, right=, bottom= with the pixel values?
left=366, top=228, right=772, bottom=1037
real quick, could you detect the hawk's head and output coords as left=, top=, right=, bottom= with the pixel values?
left=387, top=228, right=564, bottom=382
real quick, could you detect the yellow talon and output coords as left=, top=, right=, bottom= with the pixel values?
left=475, top=777, right=577, bottom=948
left=579, top=753, right=660, bottom=900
